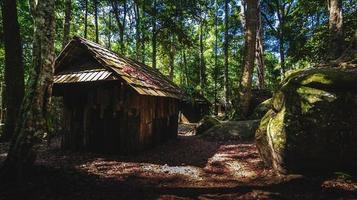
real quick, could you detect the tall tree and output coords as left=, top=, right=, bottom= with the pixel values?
left=199, top=19, right=206, bottom=92
left=238, top=0, right=258, bottom=119
left=0, top=0, right=25, bottom=141
left=168, top=34, right=176, bottom=80
left=111, top=0, right=127, bottom=54
left=94, top=0, right=99, bottom=43
left=152, top=0, right=157, bottom=68
left=141, top=1, right=146, bottom=64
left=62, top=0, right=72, bottom=49
left=223, top=0, right=230, bottom=111
left=214, top=0, right=219, bottom=114
left=262, top=0, right=294, bottom=77
left=134, top=2, right=141, bottom=61
left=84, top=0, right=88, bottom=38
left=0, top=0, right=56, bottom=179
left=255, top=0, right=265, bottom=89
left=328, top=0, right=343, bottom=60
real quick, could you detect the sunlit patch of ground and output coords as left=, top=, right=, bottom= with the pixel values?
left=33, top=126, right=275, bottom=190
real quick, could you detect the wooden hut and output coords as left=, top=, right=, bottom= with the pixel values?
left=52, top=37, right=186, bottom=154
left=180, top=92, right=211, bottom=123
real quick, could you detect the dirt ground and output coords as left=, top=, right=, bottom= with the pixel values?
left=1, top=124, right=357, bottom=200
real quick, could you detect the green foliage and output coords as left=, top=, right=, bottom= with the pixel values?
left=0, top=0, right=356, bottom=119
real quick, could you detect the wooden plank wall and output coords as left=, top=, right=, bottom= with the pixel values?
left=60, top=81, right=179, bottom=154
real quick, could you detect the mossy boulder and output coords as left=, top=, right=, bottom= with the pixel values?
left=196, top=116, right=220, bottom=135
left=255, top=68, right=357, bottom=174
left=249, top=98, right=272, bottom=120
left=202, top=120, right=260, bottom=141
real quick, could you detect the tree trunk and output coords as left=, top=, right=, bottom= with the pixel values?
left=94, top=0, right=99, bottom=43
left=111, top=0, right=127, bottom=54
left=328, top=0, right=343, bottom=60
left=256, top=1, right=265, bottom=89
left=107, top=11, right=112, bottom=49
left=134, top=3, right=141, bottom=60
left=199, top=21, right=206, bottom=92
left=0, top=0, right=56, bottom=181
left=152, top=0, right=157, bottom=68
left=169, top=35, right=175, bottom=80
left=84, top=0, right=88, bottom=38
left=238, top=0, right=258, bottom=119
left=62, top=0, right=71, bottom=49
left=214, top=0, right=219, bottom=115
left=122, top=0, right=127, bottom=54
left=183, top=49, right=188, bottom=85
left=223, top=0, right=230, bottom=112
left=0, top=0, right=24, bottom=141
left=141, top=1, right=146, bottom=64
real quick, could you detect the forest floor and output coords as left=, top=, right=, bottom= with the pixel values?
left=1, top=123, right=357, bottom=200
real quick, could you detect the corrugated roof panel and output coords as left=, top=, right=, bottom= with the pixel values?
left=54, top=70, right=113, bottom=84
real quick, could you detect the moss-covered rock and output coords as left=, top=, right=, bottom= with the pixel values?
left=201, top=120, right=260, bottom=141
left=255, top=67, right=357, bottom=174
left=196, top=116, right=220, bottom=135
left=249, top=98, right=272, bottom=119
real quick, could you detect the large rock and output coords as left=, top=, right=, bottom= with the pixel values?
left=202, top=120, right=260, bottom=141
left=196, top=116, right=220, bottom=135
left=255, top=68, right=357, bottom=174
left=249, top=98, right=272, bottom=120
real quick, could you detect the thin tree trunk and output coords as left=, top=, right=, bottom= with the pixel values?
left=152, top=0, right=157, bottom=68
left=141, top=0, right=145, bottom=64
left=256, top=1, right=265, bottom=89
left=199, top=21, right=206, bottom=92
left=278, top=3, right=286, bottom=77
left=111, top=0, right=127, bottom=54
left=134, top=3, right=141, bottom=60
left=0, top=0, right=25, bottom=141
left=84, top=0, right=88, bottom=38
left=122, top=0, right=127, bottom=54
left=238, top=0, right=258, bottom=119
left=169, top=35, right=175, bottom=80
left=279, top=36, right=285, bottom=76
left=0, top=0, right=56, bottom=180
left=94, top=0, right=99, bottom=43
left=214, top=0, right=219, bottom=115
left=107, top=11, right=112, bottom=49
left=62, top=0, right=71, bottom=49
left=223, top=0, right=230, bottom=112
left=328, top=0, right=343, bottom=60
left=183, top=49, right=188, bottom=85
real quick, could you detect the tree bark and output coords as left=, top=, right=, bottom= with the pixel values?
left=238, top=0, right=258, bottom=119
left=256, top=1, right=265, bottom=89
left=94, top=0, right=99, bottom=43
left=0, top=0, right=25, bottom=141
left=199, top=21, right=206, bottom=92
left=0, top=0, right=56, bottom=181
left=214, top=0, right=219, bottom=115
left=84, top=0, right=88, bottom=38
left=168, top=35, right=176, bottom=80
left=328, top=0, right=343, bottom=60
left=152, top=0, right=157, bottom=68
left=141, top=1, right=146, bottom=64
left=134, top=3, right=141, bottom=60
left=223, top=0, right=230, bottom=112
left=183, top=49, right=188, bottom=85
left=107, top=11, right=112, bottom=49
left=62, top=0, right=71, bottom=49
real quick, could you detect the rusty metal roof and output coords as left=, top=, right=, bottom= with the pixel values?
left=55, top=37, right=185, bottom=99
